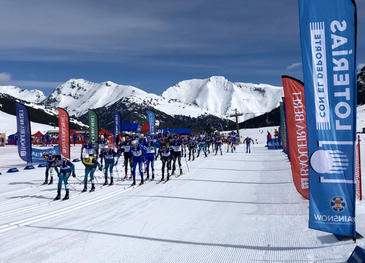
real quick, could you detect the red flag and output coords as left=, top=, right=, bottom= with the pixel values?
left=58, top=108, right=70, bottom=159
left=282, top=76, right=309, bottom=200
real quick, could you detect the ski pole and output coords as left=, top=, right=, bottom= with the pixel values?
left=67, top=183, right=77, bottom=191
left=184, top=155, right=190, bottom=173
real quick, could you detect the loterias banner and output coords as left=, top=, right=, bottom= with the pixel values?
left=58, top=108, right=70, bottom=159
left=15, top=102, right=32, bottom=163
left=114, top=110, right=121, bottom=144
left=298, top=0, right=357, bottom=237
left=146, top=110, right=155, bottom=135
left=282, top=76, right=309, bottom=200
left=88, top=110, right=99, bottom=151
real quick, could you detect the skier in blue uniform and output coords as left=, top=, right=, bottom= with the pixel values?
left=143, top=136, right=155, bottom=180
left=54, top=158, right=76, bottom=200
left=129, top=140, right=146, bottom=186
left=215, top=134, right=223, bottom=155
left=102, top=145, right=118, bottom=186
left=42, top=153, right=61, bottom=185
left=81, top=137, right=96, bottom=157
left=188, top=137, right=197, bottom=161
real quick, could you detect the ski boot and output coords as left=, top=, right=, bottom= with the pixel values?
left=139, top=179, right=144, bottom=186
left=90, top=183, right=95, bottom=192
left=180, top=169, right=183, bottom=176
left=131, top=180, right=136, bottom=186
left=152, top=174, right=155, bottom=180
left=103, top=179, right=108, bottom=186
left=63, top=189, right=69, bottom=200
left=42, top=180, right=48, bottom=185
left=146, top=174, right=150, bottom=180
left=167, top=174, right=170, bottom=181
left=129, top=173, right=133, bottom=179
left=124, top=174, right=128, bottom=179
left=54, top=190, right=61, bottom=201
left=82, top=183, right=87, bottom=192
left=48, top=176, right=53, bottom=185
left=109, top=177, right=114, bottom=186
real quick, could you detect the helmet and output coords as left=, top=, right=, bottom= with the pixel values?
left=132, top=140, right=137, bottom=146
left=82, top=153, right=89, bottom=159
left=147, top=136, right=151, bottom=140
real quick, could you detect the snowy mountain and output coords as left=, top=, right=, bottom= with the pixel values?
left=0, top=86, right=46, bottom=103
left=162, top=76, right=283, bottom=122
left=1, top=77, right=283, bottom=121
left=0, top=76, right=285, bottom=131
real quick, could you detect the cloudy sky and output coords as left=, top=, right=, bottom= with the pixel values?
left=0, top=0, right=364, bottom=96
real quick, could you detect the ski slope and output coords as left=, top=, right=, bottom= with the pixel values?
left=0, top=130, right=364, bottom=263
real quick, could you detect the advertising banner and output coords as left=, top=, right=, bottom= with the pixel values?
left=58, top=108, right=70, bottom=159
left=298, top=0, right=357, bottom=237
left=88, top=110, right=99, bottom=150
left=114, top=110, right=121, bottom=143
left=32, top=146, right=61, bottom=163
left=282, top=76, right=309, bottom=200
left=15, top=102, right=32, bottom=163
left=146, top=110, right=155, bottom=135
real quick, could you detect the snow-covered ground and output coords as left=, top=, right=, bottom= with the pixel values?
left=0, top=128, right=364, bottom=263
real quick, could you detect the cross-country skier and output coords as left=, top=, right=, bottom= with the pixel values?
left=102, top=145, right=118, bottom=186
left=188, top=137, right=197, bottom=161
left=81, top=137, right=96, bottom=157
left=143, top=136, right=155, bottom=180
left=42, top=153, right=61, bottom=185
left=81, top=153, right=102, bottom=192
left=197, top=134, right=207, bottom=158
left=53, top=158, right=76, bottom=201
left=244, top=136, right=254, bottom=153
left=159, top=143, right=172, bottom=181
left=98, top=135, right=109, bottom=169
left=129, top=140, right=146, bottom=186
left=121, top=135, right=133, bottom=179
left=170, top=135, right=183, bottom=176
left=215, top=134, right=223, bottom=155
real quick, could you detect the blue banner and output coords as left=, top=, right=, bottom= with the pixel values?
left=15, top=102, right=32, bottom=163
left=298, top=0, right=357, bottom=237
left=267, top=138, right=283, bottom=150
left=32, top=146, right=61, bottom=163
left=114, top=110, right=121, bottom=143
left=146, top=110, right=155, bottom=135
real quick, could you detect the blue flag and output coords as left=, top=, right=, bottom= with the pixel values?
left=114, top=110, right=121, bottom=143
left=298, top=0, right=357, bottom=237
left=146, top=110, right=155, bottom=135
left=15, top=102, right=32, bottom=163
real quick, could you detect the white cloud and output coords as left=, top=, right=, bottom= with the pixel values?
left=0, top=72, right=11, bottom=84
left=286, top=63, right=302, bottom=70
left=0, top=72, right=61, bottom=89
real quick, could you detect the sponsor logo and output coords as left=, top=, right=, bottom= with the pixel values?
left=330, top=196, right=346, bottom=213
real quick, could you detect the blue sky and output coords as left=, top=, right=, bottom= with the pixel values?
left=0, top=0, right=364, bottom=96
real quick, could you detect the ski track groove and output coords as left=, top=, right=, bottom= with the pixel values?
left=0, top=157, right=192, bottom=232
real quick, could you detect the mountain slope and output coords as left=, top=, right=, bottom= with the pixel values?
left=162, top=76, right=283, bottom=122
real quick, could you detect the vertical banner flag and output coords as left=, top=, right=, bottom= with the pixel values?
left=280, top=101, right=287, bottom=153
left=114, top=110, right=121, bottom=144
left=146, top=110, right=155, bottom=135
left=88, top=110, right=99, bottom=151
left=298, top=0, right=357, bottom=237
left=282, top=76, right=309, bottom=200
left=15, top=102, right=32, bottom=163
left=58, top=108, right=70, bottom=159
